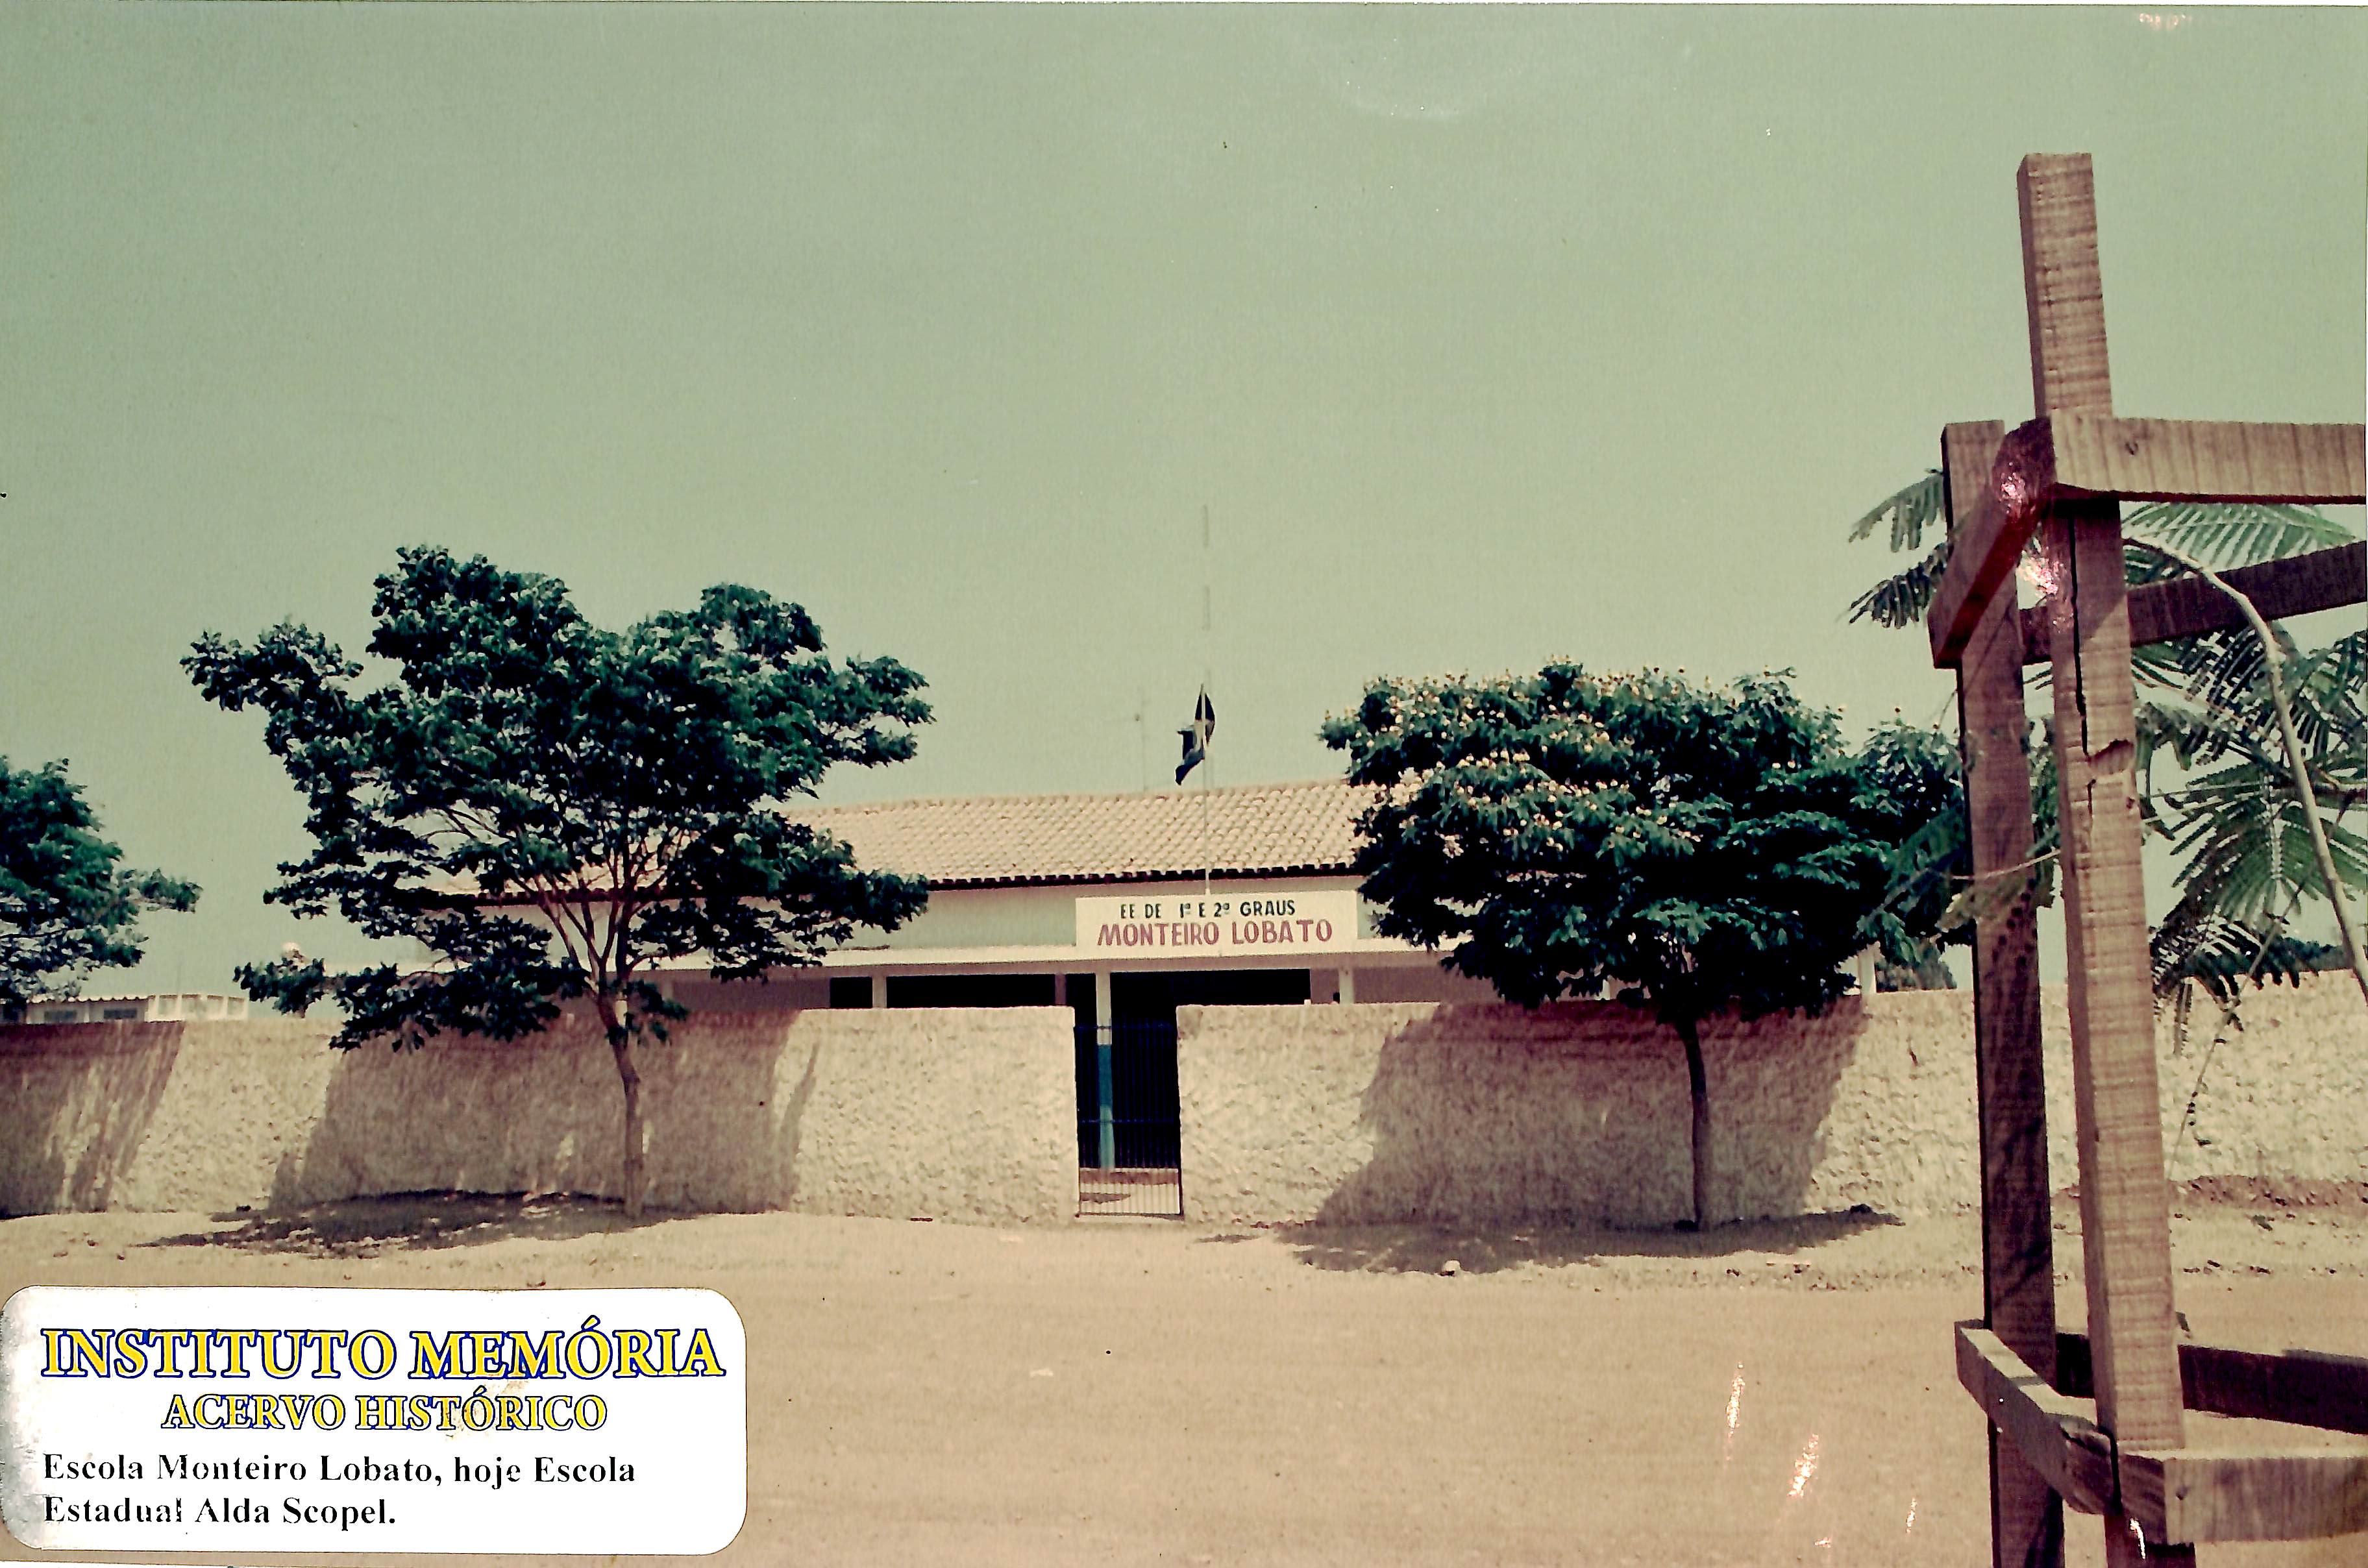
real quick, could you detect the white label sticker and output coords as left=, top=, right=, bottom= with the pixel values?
left=0, top=1287, right=745, bottom=1555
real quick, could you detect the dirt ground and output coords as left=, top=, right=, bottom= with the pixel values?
left=5, top=1189, right=2366, bottom=1568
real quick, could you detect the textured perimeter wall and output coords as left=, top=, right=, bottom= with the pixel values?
left=0, top=1008, right=1074, bottom=1225
left=1178, top=977, right=2368, bottom=1228
left=6, top=982, right=2360, bottom=1229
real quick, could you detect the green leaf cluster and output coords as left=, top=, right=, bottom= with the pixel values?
left=0, top=759, right=199, bottom=1011
left=184, top=547, right=930, bottom=1051
left=1846, top=476, right=2366, bottom=999
left=1319, top=665, right=1959, bottom=1028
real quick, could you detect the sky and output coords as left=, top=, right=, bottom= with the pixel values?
left=3, top=4, right=2363, bottom=996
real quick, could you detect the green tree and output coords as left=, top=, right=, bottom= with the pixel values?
left=1322, top=665, right=1957, bottom=1229
left=1847, top=481, right=2365, bottom=1003
left=0, top=759, right=199, bottom=1012
left=187, top=548, right=930, bottom=1217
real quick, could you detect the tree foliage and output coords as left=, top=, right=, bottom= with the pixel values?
left=1847, top=474, right=2366, bottom=1001
left=0, top=759, right=199, bottom=1011
left=1321, top=665, right=1958, bottom=1226
left=186, top=548, right=930, bottom=1214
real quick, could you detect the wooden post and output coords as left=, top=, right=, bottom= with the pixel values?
left=2019, top=153, right=2190, bottom=1566
left=1947, top=419, right=2063, bottom=1568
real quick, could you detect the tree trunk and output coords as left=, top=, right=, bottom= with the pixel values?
left=1676, top=1015, right=1711, bottom=1231
left=604, top=1023, right=645, bottom=1221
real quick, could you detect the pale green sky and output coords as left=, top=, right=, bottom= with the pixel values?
left=3, top=4, right=2362, bottom=993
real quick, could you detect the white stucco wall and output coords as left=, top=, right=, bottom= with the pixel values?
left=0, top=1008, right=1076, bottom=1225
left=1176, top=979, right=2368, bottom=1227
left=3, top=979, right=2358, bottom=1231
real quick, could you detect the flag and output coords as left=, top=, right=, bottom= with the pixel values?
left=1174, top=686, right=1215, bottom=785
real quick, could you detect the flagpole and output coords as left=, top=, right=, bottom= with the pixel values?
left=1201, top=504, right=1213, bottom=898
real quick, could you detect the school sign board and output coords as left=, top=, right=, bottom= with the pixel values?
left=1072, top=890, right=1360, bottom=959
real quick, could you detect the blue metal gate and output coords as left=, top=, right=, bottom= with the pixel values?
left=1075, top=1022, right=1183, bottom=1217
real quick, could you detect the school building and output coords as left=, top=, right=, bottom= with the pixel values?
left=697, top=778, right=1496, bottom=1018
left=721, top=778, right=1496, bottom=1215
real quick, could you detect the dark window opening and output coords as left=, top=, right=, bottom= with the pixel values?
left=1109, top=968, right=1309, bottom=1026
left=886, top=973, right=1056, bottom=1009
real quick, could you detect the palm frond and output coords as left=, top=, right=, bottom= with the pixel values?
left=2283, top=631, right=2368, bottom=761
left=2149, top=903, right=2336, bottom=1004
left=1845, top=539, right=1951, bottom=628
left=2181, top=626, right=2277, bottom=724
left=1847, top=474, right=2365, bottom=984
left=2150, top=625, right=2362, bottom=772
left=2125, top=502, right=2359, bottom=569
left=2134, top=696, right=2262, bottom=774
left=2130, top=639, right=2197, bottom=691
left=1849, top=471, right=1948, bottom=550
left=2165, top=781, right=2368, bottom=925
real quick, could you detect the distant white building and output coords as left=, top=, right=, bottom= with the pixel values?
left=662, top=778, right=1503, bottom=1025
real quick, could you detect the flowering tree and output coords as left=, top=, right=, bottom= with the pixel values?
left=1322, top=665, right=1957, bottom=1229
left=188, top=548, right=930, bottom=1216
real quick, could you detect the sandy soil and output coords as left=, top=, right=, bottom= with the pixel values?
left=5, top=1190, right=2366, bottom=1568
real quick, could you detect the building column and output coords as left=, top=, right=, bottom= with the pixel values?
left=1338, top=967, right=1356, bottom=1005
left=869, top=973, right=887, bottom=1009
left=1092, top=969, right=1115, bottom=1170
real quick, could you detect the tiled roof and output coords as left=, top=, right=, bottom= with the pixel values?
left=795, top=779, right=1368, bottom=888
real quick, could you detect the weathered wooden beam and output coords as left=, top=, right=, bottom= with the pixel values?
left=2121, top=1446, right=2368, bottom=1544
left=2019, top=540, right=2367, bottom=663
left=2003, top=414, right=2366, bottom=507
left=2019, top=154, right=2114, bottom=419
left=2019, top=151, right=2191, bottom=1568
left=1957, top=1323, right=2118, bottom=1517
left=2058, top=1331, right=2368, bottom=1436
left=2042, top=494, right=2188, bottom=1465
left=1949, top=421, right=2064, bottom=1568
left=1932, top=429, right=2367, bottom=667
left=1970, top=1332, right=2368, bottom=1545
left=1927, top=423, right=2032, bottom=667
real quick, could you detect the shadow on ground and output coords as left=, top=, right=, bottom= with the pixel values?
left=144, top=1192, right=669, bottom=1258
left=1274, top=1205, right=1904, bottom=1275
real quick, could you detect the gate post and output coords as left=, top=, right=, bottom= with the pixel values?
left=1946, top=421, right=2062, bottom=1568
left=2019, top=153, right=2189, bottom=1567
left=1093, top=970, right=1116, bottom=1170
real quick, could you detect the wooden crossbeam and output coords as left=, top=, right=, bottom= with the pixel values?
left=1962, top=1325, right=2368, bottom=1543
left=1958, top=1323, right=2118, bottom=1517
left=2019, top=541, right=2367, bottom=663
left=1930, top=434, right=2366, bottom=667
left=2013, top=414, right=2366, bottom=506
left=2056, top=1331, right=2368, bottom=1436
left=2121, top=1445, right=2368, bottom=1544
